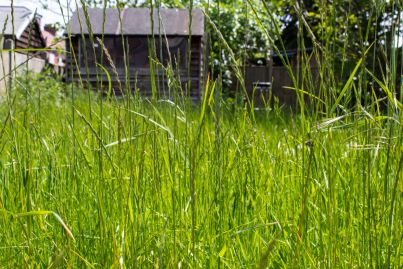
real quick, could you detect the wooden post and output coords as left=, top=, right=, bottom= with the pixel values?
left=78, top=38, right=82, bottom=69
left=4, top=39, right=14, bottom=91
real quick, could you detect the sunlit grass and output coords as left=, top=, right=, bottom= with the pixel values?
left=0, top=72, right=401, bottom=267
left=1, top=0, right=403, bottom=267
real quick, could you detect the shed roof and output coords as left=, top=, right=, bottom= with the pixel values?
left=0, top=6, right=41, bottom=39
left=69, top=8, right=204, bottom=36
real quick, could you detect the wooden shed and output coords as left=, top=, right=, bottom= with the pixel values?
left=0, top=6, right=46, bottom=93
left=0, top=6, right=45, bottom=52
left=66, top=8, right=206, bottom=100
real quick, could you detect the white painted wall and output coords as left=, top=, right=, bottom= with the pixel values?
left=0, top=52, right=9, bottom=96
left=0, top=52, right=46, bottom=95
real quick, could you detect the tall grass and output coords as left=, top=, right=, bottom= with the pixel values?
left=0, top=0, right=402, bottom=267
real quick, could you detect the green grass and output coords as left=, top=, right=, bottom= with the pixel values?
left=1, top=1, right=403, bottom=267
left=0, top=72, right=401, bottom=268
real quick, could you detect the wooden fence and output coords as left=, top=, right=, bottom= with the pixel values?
left=240, top=66, right=320, bottom=108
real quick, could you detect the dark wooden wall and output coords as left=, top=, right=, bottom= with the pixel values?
left=243, top=65, right=320, bottom=107
left=243, top=66, right=271, bottom=106
left=13, top=21, right=45, bottom=59
left=67, top=35, right=204, bottom=100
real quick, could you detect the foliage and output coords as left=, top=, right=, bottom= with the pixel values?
left=270, top=0, right=402, bottom=78
left=202, top=0, right=271, bottom=84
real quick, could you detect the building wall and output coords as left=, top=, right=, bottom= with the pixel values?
left=0, top=52, right=13, bottom=96
left=0, top=51, right=46, bottom=95
left=238, top=65, right=320, bottom=108
left=15, top=20, right=45, bottom=53
left=67, top=35, right=204, bottom=100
